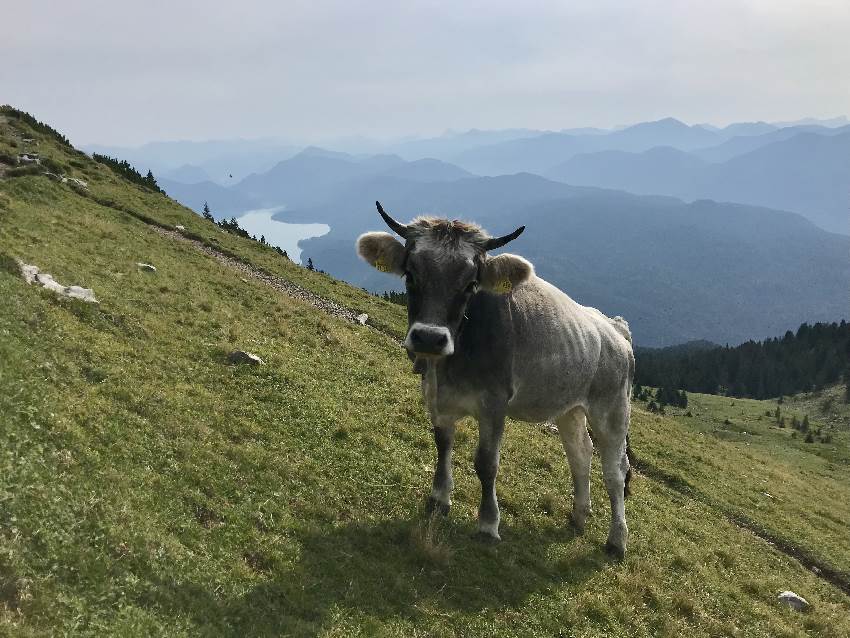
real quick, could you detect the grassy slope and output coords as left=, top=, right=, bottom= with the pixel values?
left=1, top=113, right=850, bottom=637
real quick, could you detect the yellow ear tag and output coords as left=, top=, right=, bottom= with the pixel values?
left=374, top=258, right=390, bottom=273
left=495, top=278, right=513, bottom=294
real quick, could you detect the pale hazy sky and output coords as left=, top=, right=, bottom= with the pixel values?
left=3, top=0, right=849, bottom=146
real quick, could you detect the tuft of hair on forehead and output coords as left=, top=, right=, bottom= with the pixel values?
left=407, top=216, right=490, bottom=251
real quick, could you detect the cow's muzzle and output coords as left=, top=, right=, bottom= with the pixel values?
left=405, top=323, right=454, bottom=357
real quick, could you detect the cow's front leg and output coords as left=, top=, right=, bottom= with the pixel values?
left=427, top=416, right=456, bottom=516
left=475, top=409, right=506, bottom=540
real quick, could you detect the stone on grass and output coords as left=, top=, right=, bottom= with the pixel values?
left=777, top=591, right=809, bottom=611
left=227, top=350, right=264, bottom=366
left=136, top=263, right=157, bottom=272
left=356, top=313, right=369, bottom=325
left=176, top=225, right=185, bottom=231
left=17, top=260, right=98, bottom=303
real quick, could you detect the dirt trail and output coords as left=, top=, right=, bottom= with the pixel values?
left=149, top=226, right=402, bottom=343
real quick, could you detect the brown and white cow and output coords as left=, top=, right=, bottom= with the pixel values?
left=357, top=202, right=634, bottom=557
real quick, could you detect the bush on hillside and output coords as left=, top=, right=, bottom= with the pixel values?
left=6, top=165, right=41, bottom=178
left=92, top=153, right=164, bottom=193
left=0, top=105, right=73, bottom=147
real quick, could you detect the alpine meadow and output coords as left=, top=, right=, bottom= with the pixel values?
left=2, top=106, right=850, bottom=636
left=4, top=2, right=850, bottom=636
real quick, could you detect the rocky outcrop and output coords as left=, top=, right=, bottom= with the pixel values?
left=18, top=261, right=98, bottom=303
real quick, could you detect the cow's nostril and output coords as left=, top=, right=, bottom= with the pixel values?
left=407, top=325, right=452, bottom=354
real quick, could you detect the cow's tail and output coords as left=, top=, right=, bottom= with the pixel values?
left=624, top=434, right=634, bottom=499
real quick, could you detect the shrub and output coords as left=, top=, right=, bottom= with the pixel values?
left=804, top=432, right=814, bottom=443
left=92, top=153, right=163, bottom=193
left=41, top=157, right=64, bottom=174
left=0, top=105, right=73, bottom=147
left=6, top=165, right=41, bottom=178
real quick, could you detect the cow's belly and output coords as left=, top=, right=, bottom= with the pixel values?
left=506, top=344, right=596, bottom=422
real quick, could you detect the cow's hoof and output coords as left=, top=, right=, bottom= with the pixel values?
left=425, top=497, right=450, bottom=517
left=475, top=530, right=501, bottom=544
left=604, top=541, right=626, bottom=561
left=569, top=515, right=587, bottom=535
left=476, top=520, right=501, bottom=542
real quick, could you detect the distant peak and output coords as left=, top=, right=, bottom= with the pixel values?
left=297, top=146, right=352, bottom=160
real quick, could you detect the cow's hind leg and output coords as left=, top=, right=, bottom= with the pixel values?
left=427, top=416, right=457, bottom=516
left=556, top=407, right=593, bottom=533
left=591, top=395, right=631, bottom=559
left=474, top=408, right=506, bottom=540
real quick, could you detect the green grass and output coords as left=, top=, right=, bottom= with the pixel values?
left=2, top=112, right=850, bottom=637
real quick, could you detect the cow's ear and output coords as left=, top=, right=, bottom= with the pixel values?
left=480, top=253, right=533, bottom=294
left=356, top=232, right=406, bottom=275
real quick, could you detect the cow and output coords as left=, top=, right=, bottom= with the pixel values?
left=356, top=202, right=635, bottom=557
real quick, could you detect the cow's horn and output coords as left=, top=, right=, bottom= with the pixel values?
left=376, top=201, right=409, bottom=239
left=484, top=225, right=525, bottom=250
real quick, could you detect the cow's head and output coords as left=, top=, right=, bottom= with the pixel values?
left=357, top=201, right=532, bottom=358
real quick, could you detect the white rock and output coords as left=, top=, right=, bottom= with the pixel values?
left=175, top=225, right=185, bottom=231
left=64, top=176, right=88, bottom=189
left=356, top=313, right=369, bottom=325
left=777, top=591, right=809, bottom=611
left=136, top=263, right=157, bottom=272
left=65, top=285, right=98, bottom=303
left=17, top=261, right=98, bottom=303
left=19, top=262, right=40, bottom=284
left=227, top=350, right=264, bottom=366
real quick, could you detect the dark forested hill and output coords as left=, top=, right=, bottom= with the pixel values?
left=635, top=321, right=850, bottom=399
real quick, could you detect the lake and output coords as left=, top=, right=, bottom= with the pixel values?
left=235, top=207, right=330, bottom=264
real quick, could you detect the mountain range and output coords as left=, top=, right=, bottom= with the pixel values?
left=84, top=115, right=850, bottom=346
left=544, top=130, right=850, bottom=234
left=288, top=172, right=849, bottom=346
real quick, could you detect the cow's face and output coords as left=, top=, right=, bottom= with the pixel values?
left=357, top=203, right=532, bottom=358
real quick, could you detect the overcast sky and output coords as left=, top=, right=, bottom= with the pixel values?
left=3, top=0, right=849, bottom=146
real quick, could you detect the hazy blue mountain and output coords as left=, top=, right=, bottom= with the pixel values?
left=232, top=149, right=475, bottom=209
left=706, top=132, right=850, bottom=234
left=288, top=174, right=848, bottom=346
left=379, top=158, right=474, bottom=182
left=771, top=115, right=849, bottom=128
left=693, top=124, right=850, bottom=162
left=717, top=121, right=777, bottom=137
left=544, top=147, right=708, bottom=198
left=163, top=164, right=210, bottom=184
left=386, top=128, right=545, bottom=161
left=559, top=126, right=611, bottom=135
left=604, top=117, right=719, bottom=151
left=450, top=118, right=725, bottom=175
left=546, top=131, right=850, bottom=234
left=234, top=149, right=404, bottom=208
left=159, top=178, right=260, bottom=217
left=450, top=132, right=599, bottom=175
